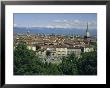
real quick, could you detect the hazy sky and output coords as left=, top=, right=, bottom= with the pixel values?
left=14, top=13, right=97, bottom=29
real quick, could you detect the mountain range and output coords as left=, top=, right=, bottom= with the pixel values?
left=14, top=27, right=97, bottom=36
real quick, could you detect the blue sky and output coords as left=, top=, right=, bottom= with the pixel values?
left=14, top=13, right=97, bottom=29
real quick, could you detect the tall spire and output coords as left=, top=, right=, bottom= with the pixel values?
left=86, top=22, right=90, bottom=38
left=86, top=22, right=88, bottom=33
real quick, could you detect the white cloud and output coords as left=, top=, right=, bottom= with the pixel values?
left=46, top=19, right=97, bottom=29
left=74, top=20, right=80, bottom=24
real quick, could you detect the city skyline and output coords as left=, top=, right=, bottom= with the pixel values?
left=14, top=13, right=97, bottom=29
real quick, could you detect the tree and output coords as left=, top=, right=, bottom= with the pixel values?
left=59, top=53, right=79, bottom=75
left=14, top=42, right=37, bottom=75
left=46, top=50, right=51, bottom=56
left=46, top=63, right=62, bottom=75
left=78, top=51, right=97, bottom=75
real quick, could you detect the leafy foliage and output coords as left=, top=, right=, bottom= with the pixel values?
left=59, top=53, right=78, bottom=75
left=46, top=50, right=51, bottom=56
left=78, top=51, right=97, bottom=75
left=14, top=43, right=97, bottom=75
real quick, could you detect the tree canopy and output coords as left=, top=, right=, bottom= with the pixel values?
left=14, top=43, right=97, bottom=75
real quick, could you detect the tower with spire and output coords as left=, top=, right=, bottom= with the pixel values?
left=84, top=22, right=91, bottom=45
left=86, top=22, right=90, bottom=38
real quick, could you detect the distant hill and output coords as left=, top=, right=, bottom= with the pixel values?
left=14, top=27, right=97, bottom=36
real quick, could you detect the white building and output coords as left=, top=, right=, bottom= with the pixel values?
left=67, top=47, right=81, bottom=57
left=84, top=47, right=94, bottom=52
left=56, top=48, right=67, bottom=57
left=27, top=44, right=94, bottom=60
left=27, top=44, right=36, bottom=51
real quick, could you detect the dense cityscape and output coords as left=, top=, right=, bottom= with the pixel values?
left=14, top=23, right=96, bottom=63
